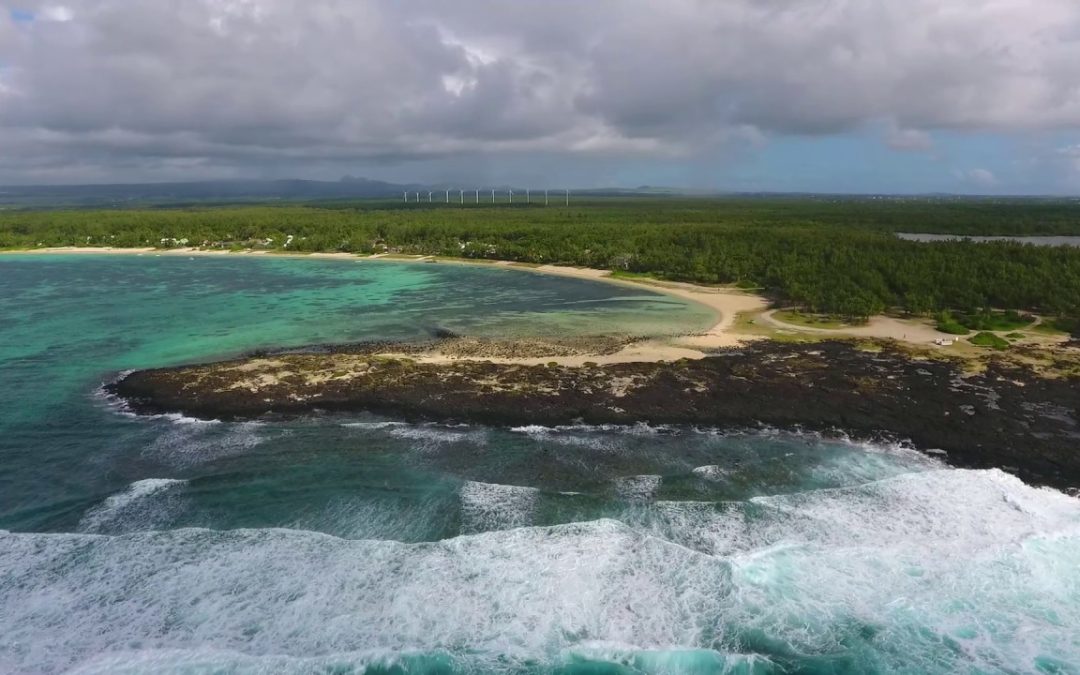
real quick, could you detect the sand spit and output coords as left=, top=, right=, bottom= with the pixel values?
left=530, top=265, right=769, bottom=350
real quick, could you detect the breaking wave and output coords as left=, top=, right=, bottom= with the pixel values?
left=3, top=467, right=1077, bottom=674
left=460, top=481, right=540, bottom=533
left=510, top=422, right=676, bottom=436
left=341, top=421, right=409, bottom=430
left=389, top=424, right=487, bottom=447
left=78, top=478, right=189, bottom=535
left=143, top=421, right=265, bottom=468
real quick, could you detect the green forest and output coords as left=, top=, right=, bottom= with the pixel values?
left=3, top=197, right=1080, bottom=322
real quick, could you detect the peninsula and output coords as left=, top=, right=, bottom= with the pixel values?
left=91, top=254, right=1080, bottom=492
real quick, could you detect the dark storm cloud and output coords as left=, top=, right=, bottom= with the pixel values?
left=2, top=0, right=1080, bottom=183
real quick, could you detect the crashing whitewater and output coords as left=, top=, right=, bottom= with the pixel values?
left=2, top=458, right=1078, bottom=674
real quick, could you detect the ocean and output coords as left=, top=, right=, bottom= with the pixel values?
left=1, top=254, right=1077, bottom=674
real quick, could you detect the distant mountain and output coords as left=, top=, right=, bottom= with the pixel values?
left=0, top=178, right=429, bottom=208
left=0, top=177, right=715, bottom=209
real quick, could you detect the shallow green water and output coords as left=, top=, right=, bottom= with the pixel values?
left=0, top=254, right=713, bottom=529
left=1, top=254, right=1078, bottom=674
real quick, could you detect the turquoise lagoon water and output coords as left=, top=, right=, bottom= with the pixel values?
left=0, top=254, right=1078, bottom=674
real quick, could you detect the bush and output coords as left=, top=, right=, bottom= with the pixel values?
left=935, top=312, right=970, bottom=335
left=969, top=331, right=1010, bottom=350
left=955, top=310, right=1034, bottom=332
left=1049, top=316, right=1080, bottom=336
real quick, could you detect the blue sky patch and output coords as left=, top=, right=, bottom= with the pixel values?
left=10, top=8, right=35, bottom=23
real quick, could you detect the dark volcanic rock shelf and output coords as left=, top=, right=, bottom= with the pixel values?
left=109, top=340, right=1080, bottom=492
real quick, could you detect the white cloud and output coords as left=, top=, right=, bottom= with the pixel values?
left=957, top=168, right=999, bottom=188
left=39, top=6, right=74, bottom=22
left=2, top=0, right=1080, bottom=182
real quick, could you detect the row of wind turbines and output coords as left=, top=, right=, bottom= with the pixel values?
left=403, top=189, right=569, bottom=206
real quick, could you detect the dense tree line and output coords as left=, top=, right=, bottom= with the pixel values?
left=3, top=199, right=1080, bottom=321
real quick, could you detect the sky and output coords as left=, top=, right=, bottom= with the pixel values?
left=2, top=1, right=1080, bottom=194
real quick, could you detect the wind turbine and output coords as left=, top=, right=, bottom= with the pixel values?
left=526, top=189, right=530, bottom=204
left=545, top=189, right=549, bottom=206
left=415, top=192, right=420, bottom=203
left=509, top=188, right=514, bottom=204
left=475, top=189, right=479, bottom=203
left=459, top=189, right=464, bottom=204
left=565, top=189, right=569, bottom=206
left=428, top=191, right=432, bottom=203
left=491, top=189, right=496, bottom=204
left=403, top=191, right=408, bottom=204
left=446, top=189, right=450, bottom=203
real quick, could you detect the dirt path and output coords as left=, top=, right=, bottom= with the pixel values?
left=760, top=309, right=956, bottom=344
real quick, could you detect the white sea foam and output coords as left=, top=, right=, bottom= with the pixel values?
left=508, top=422, right=682, bottom=455
left=64, top=648, right=458, bottom=675
left=614, top=475, right=662, bottom=501
left=510, top=422, right=676, bottom=436
left=616, top=469, right=1080, bottom=672
left=78, top=479, right=189, bottom=535
left=63, top=644, right=770, bottom=675
left=459, top=481, right=539, bottom=533
left=2, top=468, right=1078, bottom=674
left=804, top=441, right=941, bottom=488
left=828, top=432, right=944, bottom=465
left=159, top=413, right=222, bottom=426
left=143, top=421, right=264, bottom=467
left=510, top=424, right=554, bottom=435
left=634, top=468, right=1080, bottom=559
left=509, top=424, right=624, bottom=452
left=0, top=520, right=730, bottom=675
left=388, top=425, right=485, bottom=447
left=93, top=380, right=224, bottom=426
left=562, top=643, right=774, bottom=673
left=692, top=465, right=729, bottom=482
left=692, top=426, right=945, bottom=462
left=721, top=471, right=1080, bottom=672
left=341, top=421, right=408, bottom=430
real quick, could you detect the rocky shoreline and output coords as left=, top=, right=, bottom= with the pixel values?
left=108, top=339, right=1080, bottom=491
left=259, top=334, right=641, bottom=360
